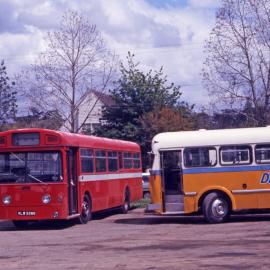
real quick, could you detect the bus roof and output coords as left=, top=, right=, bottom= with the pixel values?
left=152, top=127, right=270, bottom=151
left=0, top=128, right=140, bottom=151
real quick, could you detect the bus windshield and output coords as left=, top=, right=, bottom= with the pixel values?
left=0, top=151, right=63, bottom=184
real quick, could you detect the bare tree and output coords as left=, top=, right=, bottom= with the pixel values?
left=203, top=0, right=270, bottom=126
left=22, top=11, right=117, bottom=133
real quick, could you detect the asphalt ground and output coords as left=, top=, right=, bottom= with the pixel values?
left=1, top=208, right=270, bottom=269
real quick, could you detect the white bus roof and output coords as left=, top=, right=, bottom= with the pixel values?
left=152, top=127, right=270, bottom=151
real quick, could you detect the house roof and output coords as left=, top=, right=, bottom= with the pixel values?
left=91, top=90, right=114, bottom=106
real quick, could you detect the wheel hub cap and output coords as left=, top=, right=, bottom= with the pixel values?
left=82, top=201, right=89, bottom=217
left=211, top=198, right=228, bottom=218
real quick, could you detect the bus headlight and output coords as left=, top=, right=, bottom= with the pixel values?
left=42, top=194, right=51, bottom=204
left=3, top=195, right=11, bottom=205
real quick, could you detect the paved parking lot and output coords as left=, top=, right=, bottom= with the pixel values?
left=1, top=208, right=270, bottom=269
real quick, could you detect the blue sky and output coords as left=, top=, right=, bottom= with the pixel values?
left=0, top=0, right=220, bottom=108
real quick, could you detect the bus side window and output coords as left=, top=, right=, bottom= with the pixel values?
left=95, top=150, right=107, bottom=172
left=124, top=152, right=132, bottom=169
left=220, top=145, right=251, bottom=165
left=108, top=151, right=118, bottom=172
left=255, top=144, right=270, bottom=164
left=184, top=147, right=217, bottom=167
left=133, top=153, right=141, bottom=169
left=80, top=149, right=94, bottom=173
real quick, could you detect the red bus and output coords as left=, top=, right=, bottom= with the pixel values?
left=0, top=129, right=142, bottom=228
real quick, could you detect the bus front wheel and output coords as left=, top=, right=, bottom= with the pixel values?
left=78, top=194, right=92, bottom=224
left=202, top=192, right=230, bottom=223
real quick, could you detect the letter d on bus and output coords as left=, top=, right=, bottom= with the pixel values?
left=261, top=173, right=270, bottom=184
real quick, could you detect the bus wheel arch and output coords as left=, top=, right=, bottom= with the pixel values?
left=199, top=190, right=232, bottom=223
left=121, top=186, right=131, bottom=214
left=198, top=188, right=235, bottom=212
left=78, top=192, right=92, bottom=224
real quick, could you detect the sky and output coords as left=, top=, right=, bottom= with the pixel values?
left=0, top=0, right=220, bottom=108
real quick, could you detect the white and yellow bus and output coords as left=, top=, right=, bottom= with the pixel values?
left=147, top=127, right=270, bottom=223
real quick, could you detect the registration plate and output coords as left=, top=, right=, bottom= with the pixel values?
left=17, top=211, right=36, bottom=216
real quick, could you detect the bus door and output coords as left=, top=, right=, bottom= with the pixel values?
left=67, top=148, right=78, bottom=215
left=160, top=150, right=183, bottom=195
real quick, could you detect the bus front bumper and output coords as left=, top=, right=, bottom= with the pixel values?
left=0, top=205, right=67, bottom=221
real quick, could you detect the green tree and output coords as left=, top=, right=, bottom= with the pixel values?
left=0, top=60, right=17, bottom=129
left=95, top=53, right=192, bottom=168
left=140, top=107, right=194, bottom=155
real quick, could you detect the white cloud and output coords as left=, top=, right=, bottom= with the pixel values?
left=188, top=0, right=220, bottom=8
left=0, top=0, right=219, bottom=107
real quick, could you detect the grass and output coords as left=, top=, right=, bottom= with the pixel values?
left=131, top=198, right=151, bottom=209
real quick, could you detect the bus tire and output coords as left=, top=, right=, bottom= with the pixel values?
left=12, top=220, right=29, bottom=229
left=120, top=189, right=130, bottom=214
left=78, top=194, right=92, bottom=224
left=202, top=192, right=230, bottom=224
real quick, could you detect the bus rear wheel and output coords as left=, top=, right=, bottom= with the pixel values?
left=12, top=220, right=29, bottom=229
left=120, top=189, right=130, bottom=214
left=202, top=192, right=230, bottom=223
left=78, top=194, right=92, bottom=224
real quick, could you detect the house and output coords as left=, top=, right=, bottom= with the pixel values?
left=61, top=90, right=113, bottom=134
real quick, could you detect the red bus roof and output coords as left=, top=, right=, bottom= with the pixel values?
left=0, top=128, right=140, bottom=151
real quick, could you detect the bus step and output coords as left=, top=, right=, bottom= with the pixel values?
left=162, top=211, right=185, bottom=215
left=165, top=202, right=184, bottom=212
left=165, top=195, right=184, bottom=203
left=66, top=214, right=80, bottom=220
